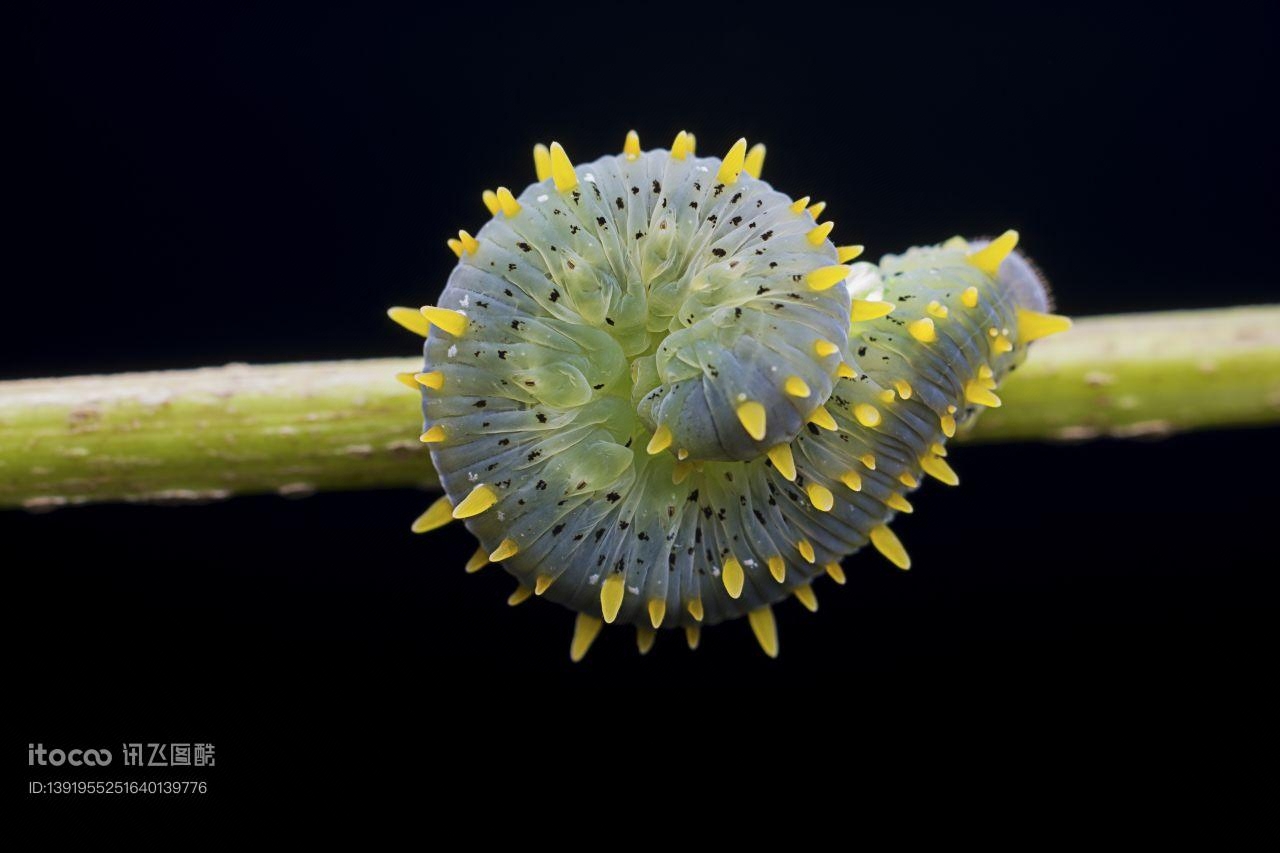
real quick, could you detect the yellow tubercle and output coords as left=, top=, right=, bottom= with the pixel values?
left=415, top=371, right=444, bottom=389
left=768, top=556, right=786, bottom=583
left=420, top=306, right=468, bottom=337
left=851, top=299, right=894, bottom=321
left=532, top=143, right=551, bottom=181
left=636, top=626, right=656, bottom=655
left=797, top=539, right=816, bottom=564
left=893, top=379, right=913, bottom=399
left=496, top=186, right=521, bottom=217
left=967, top=229, right=1019, bottom=275
left=623, top=129, right=641, bottom=160
left=507, top=585, right=533, bottom=606
left=685, top=625, right=701, bottom=650
left=687, top=597, right=704, bottom=622
left=648, top=599, right=666, bottom=629
left=387, top=306, right=431, bottom=337
left=853, top=403, right=882, bottom=428
left=410, top=495, right=454, bottom=533
left=670, top=130, right=691, bottom=160
left=464, top=546, right=489, bottom=574
left=926, top=300, right=949, bottom=319
left=1016, top=307, right=1073, bottom=342
left=907, top=317, right=937, bottom=343
left=840, top=470, right=862, bottom=491
left=548, top=142, right=577, bottom=192
left=837, top=245, right=865, bottom=263
left=789, top=196, right=811, bottom=215
left=743, top=142, right=766, bottom=178
left=898, top=471, right=919, bottom=488
left=646, top=423, right=673, bottom=455
left=940, top=414, right=957, bottom=437
left=814, top=339, right=841, bottom=357
left=808, top=405, right=837, bottom=431
left=807, top=482, right=835, bottom=512
left=419, top=425, right=446, bottom=443
left=748, top=607, right=779, bottom=658
left=961, top=286, right=980, bottom=309
left=806, top=221, right=835, bottom=246
left=767, top=444, right=796, bottom=481
left=534, top=574, right=554, bottom=595
left=600, top=573, right=625, bottom=623
left=481, top=189, right=499, bottom=215
left=886, top=493, right=914, bottom=514
left=446, top=238, right=463, bottom=258
left=825, top=562, right=847, bottom=585
left=836, top=362, right=857, bottom=379
left=859, top=453, right=877, bottom=470
left=807, top=264, right=851, bottom=291
left=964, top=379, right=1003, bottom=408
left=722, top=556, right=745, bottom=599
left=716, top=138, right=748, bottom=185
left=785, top=376, right=811, bottom=398
left=807, top=201, right=826, bottom=218
left=458, top=229, right=479, bottom=255
left=395, top=371, right=421, bottom=390
left=569, top=613, right=603, bottom=663
left=736, top=401, right=767, bottom=441
left=870, top=524, right=911, bottom=570
left=452, top=484, right=498, bottom=519
left=489, top=538, right=519, bottom=562
left=793, top=585, right=819, bottom=613
left=921, top=455, right=960, bottom=486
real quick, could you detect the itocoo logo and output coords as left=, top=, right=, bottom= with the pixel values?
left=28, top=744, right=113, bottom=766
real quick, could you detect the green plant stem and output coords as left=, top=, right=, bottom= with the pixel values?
left=969, top=305, right=1280, bottom=441
left=0, top=359, right=435, bottom=510
left=3, top=306, right=1278, bottom=510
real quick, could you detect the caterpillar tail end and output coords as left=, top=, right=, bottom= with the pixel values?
left=965, top=231, right=1057, bottom=315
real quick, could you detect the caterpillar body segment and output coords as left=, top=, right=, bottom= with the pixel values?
left=395, top=131, right=1069, bottom=658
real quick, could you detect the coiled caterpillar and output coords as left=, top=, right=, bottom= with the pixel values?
left=388, top=131, right=1071, bottom=660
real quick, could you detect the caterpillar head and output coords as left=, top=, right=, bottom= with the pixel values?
left=389, top=131, right=1070, bottom=660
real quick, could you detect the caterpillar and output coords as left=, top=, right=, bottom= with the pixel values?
left=387, top=130, right=1071, bottom=660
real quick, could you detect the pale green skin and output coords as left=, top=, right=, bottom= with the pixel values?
left=424, top=150, right=1041, bottom=629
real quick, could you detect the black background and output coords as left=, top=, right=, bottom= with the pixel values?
left=12, top=2, right=1278, bottom=802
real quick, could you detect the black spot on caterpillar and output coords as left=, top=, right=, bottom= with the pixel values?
left=388, top=130, right=1072, bottom=661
